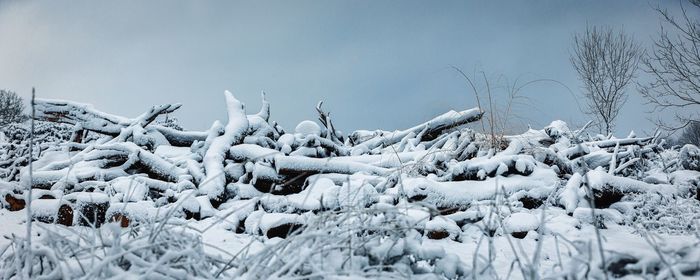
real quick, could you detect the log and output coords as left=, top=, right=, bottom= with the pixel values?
left=585, top=137, right=653, bottom=149
left=426, top=229, right=450, bottom=240
left=30, top=199, right=73, bottom=226
left=349, top=107, right=483, bottom=152
left=153, top=126, right=207, bottom=146
left=246, top=161, right=308, bottom=195
left=448, top=155, right=535, bottom=181
left=4, top=193, right=25, bottom=211
left=106, top=202, right=160, bottom=228
left=27, top=142, right=185, bottom=187
left=35, top=99, right=128, bottom=135
left=590, top=186, right=625, bottom=209
left=34, top=98, right=208, bottom=146
left=35, top=99, right=180, bottom=136
left=274, top=155, right=391, bottom=176
left=95, top=142, right=187, bottom=182
left=229, top=144, right=281, bottom=163
left=64, top=192, right=110, bottom=227
left=298, top=135, right=350, bottom=156
left=200, top=91, right=249, bottom=201
left=110, top=213, right=130, bottom=228
left=266, top=222, right=304, bottom=239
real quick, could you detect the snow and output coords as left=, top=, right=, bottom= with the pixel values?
left=64, top=191, right=109, bottom=204
left=30, top=199, right=62, bottom=218
left=212, top=198, right=257, bottom=229
left=670, top=169, right=700, bottom=186
left=229, top=144, right=281, bottom=162
left=154, top=145, right=192, bottom=161
left=337, top=180, right=378, bottom=208
left=544, top=120, right=572, bottom=140
left=560, top=172, right=582, bottom=214
left=573, top=207, right=625, bottom=225
left=4, top=95, right=700, bottom=279
left=235, top=183, right=265, bottom=199
left=195, top=195, right=216, bottom=218
left=425, top=216, right=461, bottom=238
left=586, top=168, right=679, bottom=195
left=680, top=144, right=700, bottom=171
left=397, top=168, right=558, bottom=206
left=286, top=177, right=337, bottom=210
left=258, top=212, right=304, bottom=235
left=274, top=154, right=391, bottom=176
left=503, top=212, right=539, bottom=233
left=108, top=177, right=149, bottom=202
left=106, top=200, right=160, bottom=222
left=294, top=120, right=321, bottom=136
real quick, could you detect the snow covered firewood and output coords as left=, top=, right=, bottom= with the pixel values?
left=35, top=98, right=209, bottom=147
left=30, top=199, right=73, bottom=226
left=560, top=172, right=583, bottom=214
left=35, top=99, right=129, bottom=135
left=584, top=168, right=679, bottom=208
left=585, top=136, right=653, bottom=149
left=349, top=107, right=483, bottom=153
left=63, top=192, right=110, bottom=227
left=249, top=162, right=287, bottom=193
left=257, top=213, right=305, bottom=238
left=424, top=217, right=461, bottom=240
left=101, top=142, right=188, bottom=182
left=200, top=91, right=250, bottom=203
left=3, top=193, right=25, bottom=211
left=446, top=154, right=536, bottom=181
left=35, top=98, right=181, bottom=136
left=273, top=154, right=392, bottom=176
left=229, top=144, right=281, bottom=163
left=107, top=201, right=170, bottom=227
left=298, top=134, right=350, bottom=156
left=242, top=136, right=277, bottom=149
left=503, top=212, right=539, bottom=239
left=544, top=120, right=574, bottom=140
left=7, top=91, right=700, bottom=279
left=152, top=126, right=207, bottom=146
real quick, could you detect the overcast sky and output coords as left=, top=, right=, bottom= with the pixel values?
left=0, top=0, right=688, bottom=135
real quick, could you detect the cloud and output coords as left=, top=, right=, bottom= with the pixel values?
left=0, top=0, right=680, bottom=135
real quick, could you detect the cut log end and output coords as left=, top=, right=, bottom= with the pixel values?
left=592, top=186, right=625, bottom=209
left=511, top=231, right=528, bottom=239
left=266, top=223, right=303, bottom=239
left=519, top=196, right=544, bottom=209
left=5, top=194, right=25, bottom=211
left=77, top=202, right=108, bottom=228
left=57, top=204, right=74, bottom=226
left=426, top=229, right=451, bottom=240
left=110, top=213, right=130, bottom=228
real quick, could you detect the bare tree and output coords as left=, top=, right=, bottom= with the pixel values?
left=0, top=89, right=26, bottom=125
left=640, top=1, right=700, bottom=131
left=571, top=26, right=642, bottom=135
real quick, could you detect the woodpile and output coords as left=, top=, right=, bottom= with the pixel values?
left=0, top=91, right=696, bottom=241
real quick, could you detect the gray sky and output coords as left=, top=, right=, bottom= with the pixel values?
left=0, top=0, right=686, bottom=136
